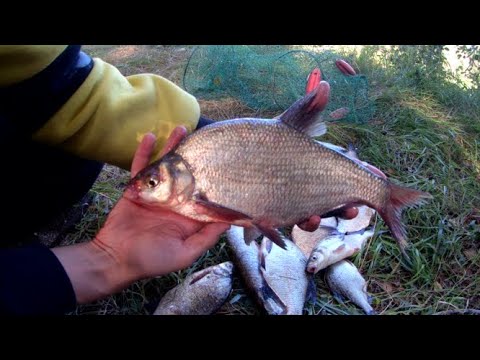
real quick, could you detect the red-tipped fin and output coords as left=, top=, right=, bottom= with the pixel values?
left=305, top=68, right=322, bottom=95
left=379, top=183, right=432, bottom=254
left=256, top=221, right=287, bottom=250
left=279, top=81, right=330, bottom=138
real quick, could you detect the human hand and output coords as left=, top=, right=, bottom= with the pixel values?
left=94, top=128, right=230, bottom=283
left=53, top=128, right=230, bottom=304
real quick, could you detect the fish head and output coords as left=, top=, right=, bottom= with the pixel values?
left=125, top=154, right=195, bottom=208
left=211, top=261, right=235, bottom=278
left=306, top=249, right=326, bottom=274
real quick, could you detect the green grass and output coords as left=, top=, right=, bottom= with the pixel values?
left=58, top=45, right=479, bottom=315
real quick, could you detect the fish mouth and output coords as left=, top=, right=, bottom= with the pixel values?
left=124, top=180, right=142, bottom=201
left=126, top=175, right=140, bottom=189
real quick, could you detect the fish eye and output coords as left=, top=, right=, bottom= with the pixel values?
left=312, top=255, right=317, bottom=260
left=147, top=176, right=159, bottom=188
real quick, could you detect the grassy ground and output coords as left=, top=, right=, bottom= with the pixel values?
left=54, top=45, right=479, bottom=315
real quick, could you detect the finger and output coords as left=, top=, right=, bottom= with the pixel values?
left=131, top=133, right=157, bottom=178
left=297, top=215, right=321, bottom=232
left=338, top=207, right=359, bottom=220
left=182, top=223, right=230, bottom=260
left=159, top=126, right=188, bottom=158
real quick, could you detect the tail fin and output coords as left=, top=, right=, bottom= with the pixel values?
left=378, top=183, right=432, bottom=255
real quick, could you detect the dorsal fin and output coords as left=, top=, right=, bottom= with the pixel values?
left=279, top=81, right=330, bottom=137
left=345, top=143, right=360, bottom=161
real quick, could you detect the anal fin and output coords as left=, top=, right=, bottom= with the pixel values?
left=244, top=227, right=262, bottom=245
left=255, top=222, right=287, bottom=250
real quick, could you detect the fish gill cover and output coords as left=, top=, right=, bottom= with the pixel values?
left=182, top=45, right=375, bottom=124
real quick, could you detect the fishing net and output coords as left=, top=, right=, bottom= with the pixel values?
left=183, top=45, right=375, bottom=123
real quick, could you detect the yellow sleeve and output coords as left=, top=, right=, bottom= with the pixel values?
left=32, top=57, right=200, bottom=170
left=0, top=45, right=68, bottom=87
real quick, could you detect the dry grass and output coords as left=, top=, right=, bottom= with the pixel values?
left=83, top=45, right=192, bottom=82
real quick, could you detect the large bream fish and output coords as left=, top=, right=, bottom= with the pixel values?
left=126, top=81, right=431, bottom=251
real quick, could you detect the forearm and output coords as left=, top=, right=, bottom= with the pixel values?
left=0, top=239, right=136, bottom=314
left=51, top=241, right=134, bottom=304
left=32, top=57, right=201, bottom=169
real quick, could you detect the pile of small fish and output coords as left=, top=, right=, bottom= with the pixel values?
left=224, top=204, right=377, bottom=315
left=293, top=206, right=377, bottom=315
left=152, top=202, right=377, bottom=316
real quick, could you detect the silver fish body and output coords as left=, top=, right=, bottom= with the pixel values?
left=292, top=202, right=376, bottom=273
left=291, top=224, right=338, bottom=258
left=226, top=225, right=311, bottom=315
left=259, top=236, right=310, bottom=315
left=225, top=225, right=264, bottom=303
left=325, top=260, right=375, bottom=315
left=153, top=262, right=233, bottom=315
left=306, top=228, right=374, bottom=274
left=292, top=206, right=375, bottom=259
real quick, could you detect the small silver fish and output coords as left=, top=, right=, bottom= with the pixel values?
left=153, top=262, right=233, bottom=315
left=226, top=225, right=313, bottom=315
left=259, top=236, right=312, bottom=315
left=325, top=260, right=376, bottom=315
left=291, top=200, right=376, bottom=273
left=226, top=225, right=264, bottom=305
left=306, top=228, right=374, bottom=274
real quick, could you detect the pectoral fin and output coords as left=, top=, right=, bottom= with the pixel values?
left=193, top=197, right=252, bottom=223
left=255, top=221, right=287, bottom=250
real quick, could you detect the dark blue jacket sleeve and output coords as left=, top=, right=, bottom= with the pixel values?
left=0, top=45, right=94, bottom=140
left=0, top=243, right=76, bottom=315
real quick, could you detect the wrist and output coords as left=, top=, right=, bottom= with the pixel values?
left=51, top=239, right=136, bottom=304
